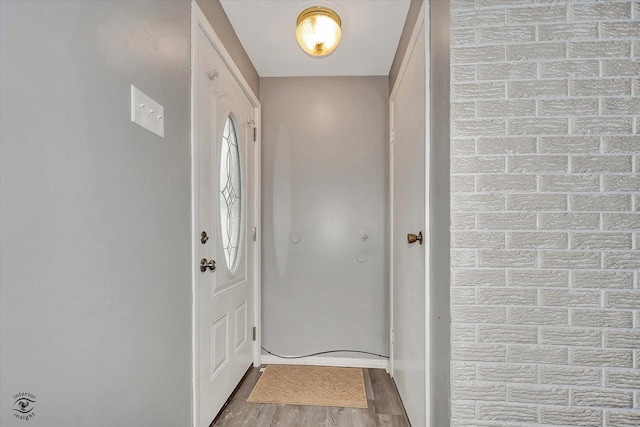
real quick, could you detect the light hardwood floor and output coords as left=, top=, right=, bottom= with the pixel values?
left=212, top=366, right=411, bottom=426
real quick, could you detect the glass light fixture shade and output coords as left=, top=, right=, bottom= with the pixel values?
left=296, top=7, right=342, bottom=57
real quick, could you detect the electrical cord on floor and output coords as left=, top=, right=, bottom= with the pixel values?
left=261, top=346, right=389, bottom=359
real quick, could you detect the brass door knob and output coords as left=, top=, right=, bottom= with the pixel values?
left=200, top=258, right=216, bottom=272
left=407, top=231, right=423, bottom=245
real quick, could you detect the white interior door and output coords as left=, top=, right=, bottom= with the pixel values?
left=193, top=18, right=257, bottom=427
left=390, top=12, right=428, bottom=427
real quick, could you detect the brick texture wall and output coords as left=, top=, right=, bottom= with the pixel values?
left=450, top=1, right=639, bottom=425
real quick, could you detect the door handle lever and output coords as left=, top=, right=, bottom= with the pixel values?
left=407, top=231, right=423, bottom=245
left=200, top=258, right=216, bottom=272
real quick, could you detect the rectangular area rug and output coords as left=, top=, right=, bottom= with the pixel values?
left=246, top=365, right=368, bottom=408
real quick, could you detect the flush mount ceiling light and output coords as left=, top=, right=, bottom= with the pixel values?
left=296, top=6, right=342, bottom=57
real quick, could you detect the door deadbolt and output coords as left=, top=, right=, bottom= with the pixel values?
left=200, top=231, right=209, bottom=244
left=407, top=231, right=423, bottom=245
left=200, top=258, right=216, bottom=272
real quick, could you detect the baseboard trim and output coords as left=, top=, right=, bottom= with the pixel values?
left=261, top=355, right=389, bottom=371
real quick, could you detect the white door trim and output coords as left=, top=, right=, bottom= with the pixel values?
left=191, top=2, right=262, bottom=426
left=388, top=1, right=430, bottom=425
left=261, top=356, right=389, bottom=370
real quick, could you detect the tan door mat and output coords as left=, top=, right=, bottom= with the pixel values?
left=246, top=365, right=368, bottom=408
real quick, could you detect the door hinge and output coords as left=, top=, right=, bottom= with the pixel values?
left=248, top=118, right=256, bottom=142
left=252, top=327, right=257, bottom=341
left=390, top=329, right=394, bottom=345
left=389, top=129, right=395, bottom=144
left=252, top=226, right=257, bottom=242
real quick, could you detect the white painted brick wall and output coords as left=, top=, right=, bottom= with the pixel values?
left=450, top=1, right=640, bottom=425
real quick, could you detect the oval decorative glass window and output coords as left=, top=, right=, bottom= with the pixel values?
left=219, top=116, right=242, bottom=273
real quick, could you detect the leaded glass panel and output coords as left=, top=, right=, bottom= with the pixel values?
left=219, top=116, right=242, bottom=273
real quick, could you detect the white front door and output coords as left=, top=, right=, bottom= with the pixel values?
left=193, top=18, right=257, bottom=427
left=390, top=10, right=428, bottom=427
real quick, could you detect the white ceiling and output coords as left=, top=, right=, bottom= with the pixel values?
left=220, top=0, right=411, bottom=77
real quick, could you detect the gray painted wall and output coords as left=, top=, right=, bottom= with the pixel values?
left=260, top=77, right=389, bottom=360
left=195, top=0, right=260, bottom=96
left=0, top=1, right=258, bottom=425
left=450, top=1, right=640, bottom=425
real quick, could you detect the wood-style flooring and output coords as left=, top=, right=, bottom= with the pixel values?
left=213, top=366, right=410, bottom=426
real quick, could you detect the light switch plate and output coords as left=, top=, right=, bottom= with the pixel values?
left=130, top=85, right=164, bottom=138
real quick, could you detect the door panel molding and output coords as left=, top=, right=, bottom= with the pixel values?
left=233, top=301, right=248, bottom=352
left=211, top=279, right=249, bottom=300
left=210, top=313, right=229, bottom=380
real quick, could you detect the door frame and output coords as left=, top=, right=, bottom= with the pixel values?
left=388, top=0, right=430, bottom=424
left=190, top=2, right=262, bottom=426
